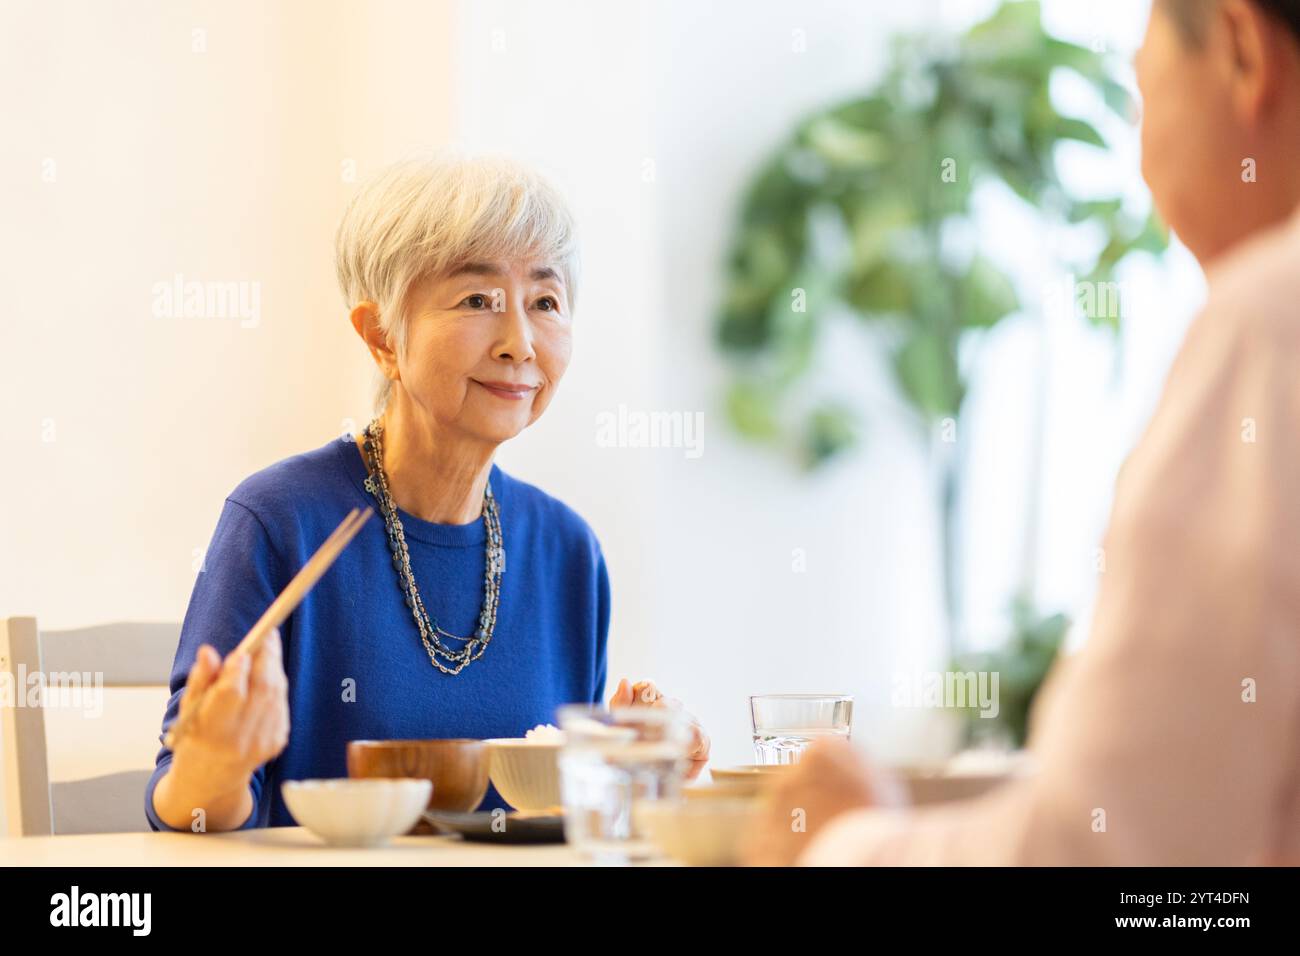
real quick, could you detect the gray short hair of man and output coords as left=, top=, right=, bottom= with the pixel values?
left=1162, top=0, right=1300, bottom=46
left=334, top=152, right=580, bottom=414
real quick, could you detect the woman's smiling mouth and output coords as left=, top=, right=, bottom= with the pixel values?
left=473, top=379, right=538, bottom=401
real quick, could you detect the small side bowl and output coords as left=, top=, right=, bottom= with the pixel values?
left=707, top=764, right=793, bottom=796
left=485, top=738, right=563, bottom=812
left=282, top=778, right=432, bottom=847
left=637, top=797, right=757, bottom=866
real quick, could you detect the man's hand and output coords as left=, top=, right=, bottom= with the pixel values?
left=739, top=739, right=906, bottom=866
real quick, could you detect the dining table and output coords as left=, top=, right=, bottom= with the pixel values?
left=0, top=753, right=1026, bottom=867
left=0, top=826, right=630, bottom=866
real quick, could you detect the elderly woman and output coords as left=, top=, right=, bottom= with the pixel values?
left=146, top=154, right=709, bottom=832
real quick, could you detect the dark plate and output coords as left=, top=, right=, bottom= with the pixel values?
left=422, top=810, right=566, bottom=845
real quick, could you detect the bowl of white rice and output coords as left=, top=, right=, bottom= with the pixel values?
left=484, top=724, right=566, bottom=812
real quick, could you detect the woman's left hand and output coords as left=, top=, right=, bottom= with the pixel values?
left=608, top=677, right=711, bottom=781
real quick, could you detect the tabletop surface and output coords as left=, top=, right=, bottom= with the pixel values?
left=0, top=826, right=606, bottom=866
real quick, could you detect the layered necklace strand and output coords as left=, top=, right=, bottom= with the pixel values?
left=359, top=419, right=504, bottom=675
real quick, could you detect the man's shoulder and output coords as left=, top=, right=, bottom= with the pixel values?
left=1206, top=210, right=1300, bottom=345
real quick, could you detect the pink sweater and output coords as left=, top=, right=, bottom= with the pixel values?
left=804, top=206, right=1300, bottom=866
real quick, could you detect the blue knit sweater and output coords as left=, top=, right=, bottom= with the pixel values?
left=145, top=435, right=609, bottom=829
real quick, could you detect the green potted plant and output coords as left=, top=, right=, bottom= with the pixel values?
left=715, top=0, right=1167, bottom=742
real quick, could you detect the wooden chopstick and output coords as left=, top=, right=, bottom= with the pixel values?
left=162, top=506, right=374, bottom=750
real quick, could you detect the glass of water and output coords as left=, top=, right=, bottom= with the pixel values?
left=557, top=703, right=693, bottom=862
left=750, top=694, right=853, bottom=764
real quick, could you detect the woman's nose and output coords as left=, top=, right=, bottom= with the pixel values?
left=493, top=303, right=537, bottom=363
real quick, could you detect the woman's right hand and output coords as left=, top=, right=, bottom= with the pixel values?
left=162, top=628, right=291, bottom=820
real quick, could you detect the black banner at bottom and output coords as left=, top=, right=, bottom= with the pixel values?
left=0, top=865, right=1288, bottom=940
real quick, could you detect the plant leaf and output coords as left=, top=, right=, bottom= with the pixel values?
left=846, top=258, right=914, bottom=316
left=893, top=329, right=962, bottom=419
left=804, top=115, right=889, bottom=170
left=960, top=256, right=1020, bottom=328
left=1052, top=115, right=1107, bottom=149
left=725, top=380, right=782, bottom=441
left=803, top=404, right=859, bottom=467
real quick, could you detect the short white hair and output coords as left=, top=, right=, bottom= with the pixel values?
left=335, top=152, right=580, bottom=414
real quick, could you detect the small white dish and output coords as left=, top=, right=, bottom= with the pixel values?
left=281, top=778, right=431, bottom=847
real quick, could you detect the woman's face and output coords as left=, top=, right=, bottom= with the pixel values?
left=392, top=258, right=572, bottom=445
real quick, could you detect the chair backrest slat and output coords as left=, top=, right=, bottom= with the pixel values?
left=39, top=622, right=176, bottom=686
left=1, top=617, right=54, bottom=837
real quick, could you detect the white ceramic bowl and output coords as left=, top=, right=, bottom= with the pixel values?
left=485, top=738, right=563, bottom=811
left=706, top=764, right=793, bottom=796
left=281, top=778, right=432, bottom=847
left=894, top=749, right=1031, bottom=806
left=636, top=796, right=757, bottom=866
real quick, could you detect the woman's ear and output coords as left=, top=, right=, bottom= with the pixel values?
left=349, top=301, right=399, bottom=380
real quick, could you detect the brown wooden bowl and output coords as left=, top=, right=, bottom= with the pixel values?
left=346, top=739, right=490, bottom=817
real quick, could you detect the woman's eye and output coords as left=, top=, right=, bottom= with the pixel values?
left=462, top=294, right=489, bottom=310
left=535, top=296, right=558, bottom=312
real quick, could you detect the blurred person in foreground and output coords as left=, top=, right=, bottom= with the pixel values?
left=743, top=0, right=1300, bottom=866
